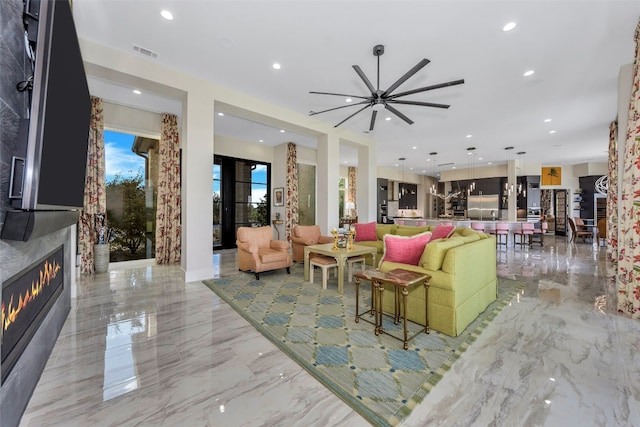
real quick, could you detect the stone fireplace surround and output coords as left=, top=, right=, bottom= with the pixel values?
left=0, top=228, right=74, bottom=427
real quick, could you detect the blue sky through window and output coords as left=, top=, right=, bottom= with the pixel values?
left=104, top=130, right=143, bottom=182
left=212, top=163, right=268, bottom=203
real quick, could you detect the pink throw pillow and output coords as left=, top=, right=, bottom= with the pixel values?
left=354, top=221, right=377, bottom=242
left=431, top=224, right=455, bottom=241
left=381, top=232, right=432, bottom=265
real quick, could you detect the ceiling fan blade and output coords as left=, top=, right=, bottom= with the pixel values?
left=310, top=91, right=371, bottom=100
left=388, top=99, right=450, bottom=109
left=384, top=104, right=414, bottom=125
left=334, top=104, right=372, bottom=127
left=382, top=58, right=430, bottom=97
left=369, top=110, right=378, bottom=131
left=352, top=65, right=377, bottom=95
left=309, top=100, right=370, bottom=116
left=387, top=79, right=465, bottom=100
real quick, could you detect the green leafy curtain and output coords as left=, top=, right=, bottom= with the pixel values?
left=79, top=96, right=105, bottom=274
left=607, top=121, right=618, bottom=266
left=618, top=19, right=640, bottom=318
left=286, top=142, right=299, bottom=241
left=155, top=113, right=181, bottom=264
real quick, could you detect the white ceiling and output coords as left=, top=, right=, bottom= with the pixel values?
left=73, top=1, right=640, bottom=174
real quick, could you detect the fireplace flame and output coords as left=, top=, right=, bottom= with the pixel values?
left=1, top=259, right=61, bottom=332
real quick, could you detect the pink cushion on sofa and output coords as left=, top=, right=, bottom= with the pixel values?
left=381, top=231, right=432, bottom=265
left=354, top=221, right=377, bottom=241
left=430, top=224, right=455, bottom=241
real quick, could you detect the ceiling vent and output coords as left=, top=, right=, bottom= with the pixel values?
left=132, top=44, right=158, bottom=58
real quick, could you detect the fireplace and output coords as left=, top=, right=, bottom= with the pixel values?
left=1, top=245, right=64, bottom=384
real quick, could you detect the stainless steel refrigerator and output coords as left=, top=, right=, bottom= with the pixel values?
left=467, top=194, right=499, bottom=220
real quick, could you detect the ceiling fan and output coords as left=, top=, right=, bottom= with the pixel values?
left=309, top=44, right=464, bottom=131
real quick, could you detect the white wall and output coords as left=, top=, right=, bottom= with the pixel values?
left=79, top=39, right=376, bottom=281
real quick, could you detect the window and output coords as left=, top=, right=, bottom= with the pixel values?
left=213, top=159, right=222, bottom=248
left=105, top=130, right=157, bottom=261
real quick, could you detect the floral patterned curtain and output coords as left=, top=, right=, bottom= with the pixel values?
left=155, top=113, right=181, bottom=264
left=348, top=166, right=357, bottom=211
left=79, top=96, right=105, bottom=274
left=286, top=142, right=299, bottom=241
left=608, top=121, right=618, bottom=266
left=618, top=20, right=640, bottom=319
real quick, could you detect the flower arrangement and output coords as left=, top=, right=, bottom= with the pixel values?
left=94, top=213, right=112, bottom=244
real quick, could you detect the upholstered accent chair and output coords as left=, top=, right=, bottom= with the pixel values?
left=291, top=225, right=333, bottom=262
left=236, top=226, right=291, bottom=279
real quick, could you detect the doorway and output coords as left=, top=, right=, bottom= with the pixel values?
left=213, top=155, right=271, bottom=249
left=104, top=130, right=158, bottom=261
left=554, top=189, right=567, bottom=236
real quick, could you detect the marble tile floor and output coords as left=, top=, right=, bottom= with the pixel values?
left=19, top=236, right=640, bottom=427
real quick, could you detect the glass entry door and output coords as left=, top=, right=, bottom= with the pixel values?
left=554, top=189, right=567, bottom=236
left=214, top=155, right=271, bottom=249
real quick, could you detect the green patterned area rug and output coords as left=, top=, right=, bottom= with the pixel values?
left=203, top=265, right=523, bottom=427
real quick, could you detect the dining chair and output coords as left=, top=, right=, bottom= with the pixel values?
left=567, top=217, right=592, bottom=243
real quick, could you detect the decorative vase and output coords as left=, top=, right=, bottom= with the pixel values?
left=94, top=244, right=110, bottom=273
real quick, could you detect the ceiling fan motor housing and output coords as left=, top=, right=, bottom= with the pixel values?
left=373, top=44, right=385, bottom=56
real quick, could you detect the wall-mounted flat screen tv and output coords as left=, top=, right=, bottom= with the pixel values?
left=15, top=0, right=91, bottom=211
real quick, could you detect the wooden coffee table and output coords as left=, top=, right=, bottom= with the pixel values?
left=353, top=268, right=430, bottom=350
left=303, top=243, right=377, bottom=294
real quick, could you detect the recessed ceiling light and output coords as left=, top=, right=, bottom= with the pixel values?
left=478, top=157, right=483, bottom=161
left=385, top=117, right=391, bottom=121
left=544, top=118, right=552, bottom=122
left=466, top=134, right=472, bottom=138
left=132, top=89, right=141, bottom=95
left=280, top=129, right=285, bottom=133
left=409, top=167, right=413, bottom=170
left=272, top=63, right=281, bottom=70
left=452, top=166, right=456, bottom=169
left=549, top=130, right=557, bottom=134
left=488, top=162, right=492, bottom=165
left=412, top=146, right=417, bottom=150
left=259, top=139, right=264, bottom=143
left=160, top=10, right=174, bottom=20
left=502, top=22, right=517, bottom=32
left=523, top=70, right=535, bottom=77
left=217, top=112, right=224, bottom=116
left=344, top=161, right=348, bottom=164
left=345, top=98, right=352, bottom=103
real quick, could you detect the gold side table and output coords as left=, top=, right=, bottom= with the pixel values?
left=272, top=219, right=284, bottom=240
left=354, top=268, right=430, bottom=349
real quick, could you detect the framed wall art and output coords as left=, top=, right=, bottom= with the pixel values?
left=273, top=187, right=284, bottom=206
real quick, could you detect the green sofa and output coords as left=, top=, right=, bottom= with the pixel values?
left=358, top=224, right=497, bottom=337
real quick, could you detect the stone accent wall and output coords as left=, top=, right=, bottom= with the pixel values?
left=0, top=1, right=73, bottom=426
